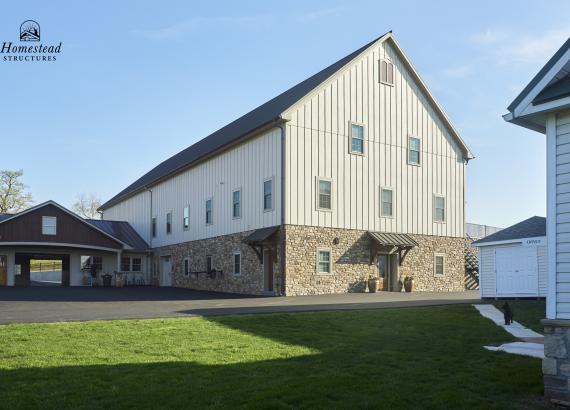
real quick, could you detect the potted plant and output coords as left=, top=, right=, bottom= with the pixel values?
left=403, top=276, right=414, bottom=293
left=368, top=275, right=379, bottom=293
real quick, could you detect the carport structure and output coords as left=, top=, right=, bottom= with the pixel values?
left=0, top=201, right=150, bottom=287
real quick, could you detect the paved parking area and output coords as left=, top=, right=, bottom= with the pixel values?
left=0, top=287, right=480, bottom=324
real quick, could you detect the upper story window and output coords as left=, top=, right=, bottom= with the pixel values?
left=381, top=188, right=393, bottom=217
left=206, top=199, right=213, bottom=225
left=434, top=254, right=445, bottom=276
left=151, top=217, right=157, bottom=238
left=263, top=179, right=273, bottom=211
left=434, top=195, right=446, bottom=223
left=380, top=59, right=394, bottom=86
left=233, top=252, right=241, bottom=275
left=183, top=206, right=189, bottom=230
left=350, top=123, right=364, bottom=154
left=408, top=137, right=421, bottom=165
left=317, top=179, right=332, bottom=210
left=232, top=189, right=242, bottom=219
left=166, top=212, right=172, bottom=234
left=42, top=216, right=56, bottom=235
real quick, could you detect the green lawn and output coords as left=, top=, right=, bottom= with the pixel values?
left=492, top=300, right=546, bottom=333
left=0, top=305, right=544, bottom=409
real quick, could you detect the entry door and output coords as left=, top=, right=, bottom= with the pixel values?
left=263, top=250, right=273, bottom=292
left=495, top=246, right=538, bottom=295
left=378, top=254, right=388, bottom=290
left=0, top=255, right=7, bottom=286
left=161, top=256, right=172, bottom=287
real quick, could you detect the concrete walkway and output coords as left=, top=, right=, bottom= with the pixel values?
left=0, top=287, right=480, bottom=324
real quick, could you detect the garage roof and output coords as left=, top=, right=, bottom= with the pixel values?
left=472, top=216, right=545, bottom=245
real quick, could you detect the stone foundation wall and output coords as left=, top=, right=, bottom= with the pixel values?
left=543, top=320, right=570, bottom=404
left=284, top=224, right=466, bottom=296
left=154, top=229, right=282, bottom=295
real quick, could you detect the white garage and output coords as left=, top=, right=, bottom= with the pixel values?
left=473, top=216, right=547, bottom=298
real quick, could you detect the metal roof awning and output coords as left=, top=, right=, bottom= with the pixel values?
left=243, top=226, right=280, bottom=263
left=367, top=231, right=418, bottom=266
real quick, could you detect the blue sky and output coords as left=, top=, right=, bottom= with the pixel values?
left=2, top=1, right=570, bottom=227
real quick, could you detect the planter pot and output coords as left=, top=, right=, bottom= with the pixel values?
left=404, top=279, right=413, bottom=293
left=368, top=278, right=379, bottom=293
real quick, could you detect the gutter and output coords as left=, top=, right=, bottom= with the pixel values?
left=279, top=122, right=286, bottom=296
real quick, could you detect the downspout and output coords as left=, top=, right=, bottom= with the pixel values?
left=279, top=122, right=286, bottom=296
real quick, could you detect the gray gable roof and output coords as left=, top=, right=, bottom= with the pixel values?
left=472, top=216, right=545, bottom=245
left=100, top=32, right=391, bottom=211
left=86, top=219, right=149, bottom=251
left=533, top=75, right=570, bottom=105
left=0, top=214, right=12, bottom=222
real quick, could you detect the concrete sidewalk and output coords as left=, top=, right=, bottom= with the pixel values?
left=0, top=287, right=480, bottom=324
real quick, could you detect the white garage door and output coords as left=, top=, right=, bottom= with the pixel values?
left=495, top=246, right=538, bottom=295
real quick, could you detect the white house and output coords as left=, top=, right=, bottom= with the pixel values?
left=504, top=36, right=570, bottom=402
left=473, top=216, right=546, bottom=298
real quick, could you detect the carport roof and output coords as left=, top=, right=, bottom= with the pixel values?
left=86, top=219, right=149, bottom=251
left=472, top=216, right=546, bottom=245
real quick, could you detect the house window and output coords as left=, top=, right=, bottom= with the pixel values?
left=42, top=216, right=57, bottom=235
left=380, top=59, right=395, bottom=85
left=206, top=199, right=213, bottom=225
left=317, top=249, right=331, bottom=274
left=381, top=188, right=393, bottom=217
left=409, top=137, right=421, bottom=165
left=233, top=252, right=241, bottom=275
left=434, top=254, right=445, bottom=276
left=263, top=179, right=273, bottom=211
left=132, top=257, right=142, bottom=272
left=434, top=195, right=446, bottom=222
left=318, top=179, right=332, bottom=210
left=206, top=255, right=213, bottom=273
left=151, top=217, right=157, bottom=238
left=184, top=257, right=190, bottom=276
left=232, top=189, right=242, bottom=219
left=121, top=257, right=131, bottom=272
left=183, top=206, right=189, bottom=230
left=350, top=123, right=364, bottom=154
left=92, top=256, right=103, bottom=271
left=166, top=212, right=172, bottom=234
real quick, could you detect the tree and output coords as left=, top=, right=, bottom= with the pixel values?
left=0, top=170, right=33, bottom=214
left=72, top=194, right=102, bottom=219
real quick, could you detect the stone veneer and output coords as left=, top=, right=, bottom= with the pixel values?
left=542, top=320, right=570, bottom=405
left=154, top=229, right=283, bottom=295
left=283, top=224, right=466, bottom=296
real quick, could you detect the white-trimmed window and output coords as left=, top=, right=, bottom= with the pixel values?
left=434, top=254, right=445, bottom=276
left=42, top=216, right=57, bottom=235
left=232, top=189, right=242, bottom=219
left=263, top=179, right=273, bottom=211
left=317, top=178, right=332, bottom=210
left=233, top=252, right=241, bottom=275
left=183, top=206, right=190, bottom=230
left=206, top=199, right=213, bottom=225
left=151, top=217, right=157, bottom=238
left=408, top=137, right=421, bottom=165
left=381, top=188, right=393, bottom=217
left=183, top=257, right=190, bottom=276
left=121, top=257, right=131, bottom=272
left=132, top=257, right=142, bottom=272
left=380, top=59, right=395, bottom=86
left=206, top=255, right=213, bottom=273
left=350, top=123, right=364, bottom=154
left=434, top=195, right=446, bottom=223
left=166, top=212, right=172, bottom=234
left=317, top=249, right=332, bottom=274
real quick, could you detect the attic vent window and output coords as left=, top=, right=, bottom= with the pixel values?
left=380, top=59, right=394, bottom=86
left=42, top=216, right=57, bottom=235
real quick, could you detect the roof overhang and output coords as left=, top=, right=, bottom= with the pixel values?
left=472, top=235, right=546, bottom=247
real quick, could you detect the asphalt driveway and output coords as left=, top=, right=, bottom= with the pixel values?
left=0, top=287, right=480, bottom=324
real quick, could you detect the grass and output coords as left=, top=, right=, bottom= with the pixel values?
left=29, top=259, right=62, bottom=273
left=0, top=305, right=544, bottom=409
left=492, top=300, right=546, bottom=333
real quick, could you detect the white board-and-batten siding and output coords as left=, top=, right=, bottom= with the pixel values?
left=283, top=39, right=466, bottom=237
left=103, top=128, right=282, bottom=246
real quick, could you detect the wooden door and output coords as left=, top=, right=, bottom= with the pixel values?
left=0, top=255, right=7, bottom=286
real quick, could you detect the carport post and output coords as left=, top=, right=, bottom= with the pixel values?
left=116, top=251, right=122, bottom=272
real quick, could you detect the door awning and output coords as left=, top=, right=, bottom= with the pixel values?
left=367, top=231, right=418, bottom=266
left=242, top=226, right=280, bottom=263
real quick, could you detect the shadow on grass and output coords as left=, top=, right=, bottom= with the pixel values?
left=0, top=306, right=544, bottom=409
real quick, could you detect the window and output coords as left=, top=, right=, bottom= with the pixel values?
left=434, top=195, right=446, bottom=222
left=350, top=123, right=364, bottom=154
left=206, top=199, right=213, bottom=225
left=132, top=257, right=142, bottom=272
left=409, top=137, right=421, bottom=165
left=121, top=257, right=131, bottom=272
left=151, top=217, right=157, bottom=238
left=263, top=179, right=273, bottom=211
left=232, top=189, right=242, bottom=219
left=42, top=216, right=57, bottom=235
left=317, top=249, right=331, bottom=274
left=206, top=255, right=213, bottom=273
left=183, top=206, right=189, bottom=230
left=317, top=179, right=332, bottom=210
left=184, top=257, right=190, bottom=276
left=381, top=188, right=393, bottom=217
left=233, top=252, right=241, bottom=275
left=166, top=212, right=172, bottom=234
left=380, top=59, right=395, bottom=85
left=434, top=254, right=445, bottom=276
